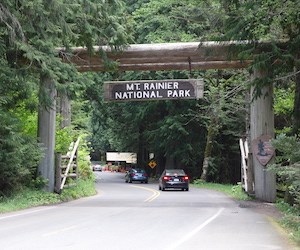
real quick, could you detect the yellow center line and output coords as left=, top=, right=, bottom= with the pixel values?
left=131, top=185, right=160, bottom=202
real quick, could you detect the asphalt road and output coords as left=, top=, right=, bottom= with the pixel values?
left=0, top=171, right=295, bottom=250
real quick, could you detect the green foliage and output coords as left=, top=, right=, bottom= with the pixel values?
left=276, top=201, right=300, bottom=245
left=0, top=0, right=132, bottom=195
left=0, top=178, right=96, bottom=213
left=274, top=86, right=295, bottom=134
left=223, top=0, right=300, bottom=133
left=0, top=188, right=60, bottom=213
left=271, top=134, right=300, bottom=208
left=224, top=0, right=300, bottom=42
left=30, top=176, right=49, bottom=190
left=0, top=28, right=42, bottom=195
left=0, top=111, right=43, bottom=195
left=70, top=0, right=133, bottom=49
left=198, top=71, right=248, bottom=182
left=55, top=126, right=75, bottom=153
left=204, top=157, right=220, bottom=181
left=78, top=135, right=94, bottom=180
left=59, top=178, right=96, bottom=201
left=13, top=106, right=38, bottom=137
left=132, top=0, right=225, bottom=43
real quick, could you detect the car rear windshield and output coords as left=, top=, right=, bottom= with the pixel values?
left=165, top=169, right=186, bottom=176
left=133, top=169, right=145, bottom=173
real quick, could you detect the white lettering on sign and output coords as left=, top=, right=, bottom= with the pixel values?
left=126, top=83, right=141, bottom=91
left=167, top=90, right=191, bottom=98
left=144, top=82, right=179, bottom=90
left=115, top=91, right=163, bottom=100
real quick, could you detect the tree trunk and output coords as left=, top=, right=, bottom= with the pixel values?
left=58, top=90, right=71, bottom=129
left=137, top=125, right=148, bottom=168
left=201, top=121, right=216, bottom=181
left=201, top=157, right=210, bottom=181
left=155, top=153, right=165, bottom=176
left=37, top=75, right=56, bottom=192
left=250, top=69, right=276, bottom=202
left=165, top=156, right=175, bottom=169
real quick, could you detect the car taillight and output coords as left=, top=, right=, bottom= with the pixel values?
left=143, top=173, right=148, bottom=177
left=163, top=176, right=170, bottom=180
left=130, top=173, right=135, bottom=177
left=182, top=176, right=189, bottom=181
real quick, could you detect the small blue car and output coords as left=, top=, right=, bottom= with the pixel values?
left=125, top=168, right=148, bottom=183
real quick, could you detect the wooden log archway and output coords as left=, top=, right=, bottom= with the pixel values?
left=38, top=41, right=276, bottom=202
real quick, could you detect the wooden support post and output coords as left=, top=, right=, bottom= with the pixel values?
left=247, top=152, right=255, bottom=195
left=58, top=90, right=71, bottom=128
left=38, top=75, right=56, bottom=192
left=55, top=153, right=62, bottom=194
left=250, top=70, right=276, bottom=202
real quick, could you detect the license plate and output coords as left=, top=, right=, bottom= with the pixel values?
left=174, top=178, right=179, bottom=182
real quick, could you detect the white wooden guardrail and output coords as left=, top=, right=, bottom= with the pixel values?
left=60, top=137, right=80, bottom=190
left=239, top=138, right=255, bottom=195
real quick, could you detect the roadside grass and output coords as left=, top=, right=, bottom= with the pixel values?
left=192, top=179, right=300, bottom=247
left=276, top=201, right=300, bottom=246
left=0, top=178, right=96, bottom=213
left=192, top=179, right=251, bottom=200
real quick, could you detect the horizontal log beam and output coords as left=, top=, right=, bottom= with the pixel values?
left=66, top=55, right=232, bottom=66
left=76, top=60, right=251, bottom=72
left=65, top=41, right=250, bottom=56
left=58, top=41, right=258, bottom=71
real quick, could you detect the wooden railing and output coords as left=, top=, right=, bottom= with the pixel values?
left=55, top=137, right=80, bottom=193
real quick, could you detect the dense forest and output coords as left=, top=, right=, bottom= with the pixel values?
left=0, top=0, right=299, bottom=207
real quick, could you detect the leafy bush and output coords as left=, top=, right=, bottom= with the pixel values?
left=60, top=178, right=96, bottom=201
left=77, top=135, right=94, bottom=180
left=0, top=111, right=43, bottom=195
left=271, top=134, right=300, bottom=208
left=55, top=126, right=75, bottom=153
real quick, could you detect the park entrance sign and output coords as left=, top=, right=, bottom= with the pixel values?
left=104, top=79, right=204, bottom=102
left=34, top=41, right=276, bottom=202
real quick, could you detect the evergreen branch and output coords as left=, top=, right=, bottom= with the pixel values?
left=275, top=70, right=300, bottom=81
left=0, top=3, right=25, bottom=43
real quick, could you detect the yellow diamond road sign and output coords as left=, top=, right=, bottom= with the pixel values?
left=148, top=160, right=157, bottom=169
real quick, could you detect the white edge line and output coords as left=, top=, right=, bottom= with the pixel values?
left=43, top=225, right=78, bottom=237
left=166, top=208, right=225, bottom=250
left=0, top=206, right=56, bottom=221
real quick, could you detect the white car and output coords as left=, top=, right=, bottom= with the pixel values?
left=92, top=164, right=102, bottom=171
